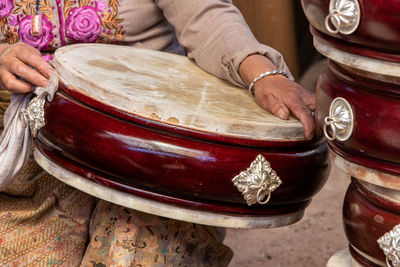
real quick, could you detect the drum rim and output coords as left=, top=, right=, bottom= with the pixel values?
left=331, top=150, right=400, bottom=189
left=311, top=27, right=400, bottom=65
left=348, top=245, right=385, bottom=267
left=33, top=146, right=306, bottom=229
left=351, top=178, right=400, bottom=213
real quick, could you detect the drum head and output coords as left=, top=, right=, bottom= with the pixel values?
left=54, top=44, right=304, bottom=142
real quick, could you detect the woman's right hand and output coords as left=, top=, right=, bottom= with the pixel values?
left=0, top=43, right=54, bottom=93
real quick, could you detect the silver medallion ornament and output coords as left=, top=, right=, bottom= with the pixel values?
left=21, top=95, right=46, bottom=138
left=325, top=0, right=361, bottom=35
left=232, top=154, right=282, bottom=206
left=324, top=97, right=354, bottom=142
left=378, top=224, right=400, bottom=267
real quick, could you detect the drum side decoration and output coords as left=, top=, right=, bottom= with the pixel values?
left=378, top=224, right=400, bottom=267
left=325, top=0, right=360, bottom=35
left=232, top=155, right=282, bottom=206
left=323, top=97, right=354, bottom=141
left=21, top=95, right=46, bottom=138
left=21, top=71, right=59, bottom=138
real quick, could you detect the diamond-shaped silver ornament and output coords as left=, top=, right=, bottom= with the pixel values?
left=378, top=224, right=400, bottom=267
left=232, top=154, right=282, bottom=206
left=20, top=95, right=46, bottom=138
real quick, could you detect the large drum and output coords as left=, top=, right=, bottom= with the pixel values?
left=32, top=44, right=329, bottom=228
left=301, top=0, right=400, bottom=266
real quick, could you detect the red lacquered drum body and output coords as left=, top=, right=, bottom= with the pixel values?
left=37, top=90, right=328, bottom=210
left=317, top=61, right=400, bottom=175
left=33, top=44, right=329, bottom=228
left=344, top=178, right=400, bottom=266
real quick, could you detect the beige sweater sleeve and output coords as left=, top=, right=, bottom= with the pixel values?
left=155, top=0, right=293, bottom=88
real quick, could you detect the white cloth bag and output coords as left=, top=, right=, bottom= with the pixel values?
left=0, top=72, right=58, bottom=190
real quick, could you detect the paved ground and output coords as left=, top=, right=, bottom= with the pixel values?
left=224, top=162, right=350, bottom=267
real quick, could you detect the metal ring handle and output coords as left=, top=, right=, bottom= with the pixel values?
left=387, top=254, right=399, bottom=267
left=323, top=117, right=337, bottom=141
left=257, top=189, right=271, bottom=205
left=325, top=11, right=341, bottom=34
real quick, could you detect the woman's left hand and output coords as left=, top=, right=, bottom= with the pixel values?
left=239, top=54, right=318, bottom=140
left=252, top=73, right=318, bottom=140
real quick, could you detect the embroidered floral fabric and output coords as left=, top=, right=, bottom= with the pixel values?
left=0, top=0, right=125, bottom=52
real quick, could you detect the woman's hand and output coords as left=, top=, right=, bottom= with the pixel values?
left=239, top=54, right=318, bottom=140
left=0, top=43, right=54, bottom=93
left=253, top=74, right=318, bottom=140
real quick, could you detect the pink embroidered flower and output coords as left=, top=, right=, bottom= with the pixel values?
left=19, top=15, right=54, bottom=51
left=0, top=0, right=13, bottom=19
left=7, top=14, right=17, bottom=26
left=97, top=0, right=107, bottom=11
left=65, top=6, right=101, bottom=42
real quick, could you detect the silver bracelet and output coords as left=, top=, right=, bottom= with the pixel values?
left=248, top=70, right=289, bottom=96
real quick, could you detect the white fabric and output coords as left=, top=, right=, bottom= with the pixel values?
left=0, top=93, right=32, bottom=190
left=0, top=72, right=58, bottom=190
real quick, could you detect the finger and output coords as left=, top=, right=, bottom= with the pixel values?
left=0, top=68, right=34, bottom=93
left=304, top=98, right=316, bottom=111
left=7, top=58, right=48, bottom=88
left=286, top=98, right=316, bottom=140
left=300, top=89, right=316, bottom=111
left=259, top=93, right=290, bottom=120
left=14, top=44, right=53, bottom=78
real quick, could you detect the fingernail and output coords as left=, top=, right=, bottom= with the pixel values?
left=277, top=109, right=288, bottom=120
